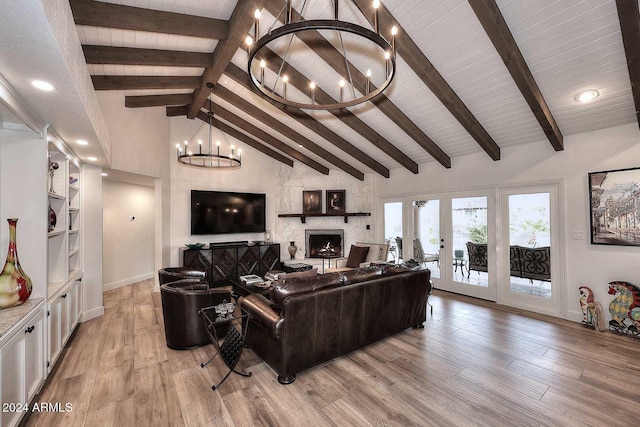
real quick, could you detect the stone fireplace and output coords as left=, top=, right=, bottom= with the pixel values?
left=305, top=229, right=344, bottom=258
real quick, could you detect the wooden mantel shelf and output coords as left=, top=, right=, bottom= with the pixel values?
left=277, top=212, right=371, bottom=223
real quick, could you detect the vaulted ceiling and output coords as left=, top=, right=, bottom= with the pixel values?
left=70, top=0, right=640, bottom=180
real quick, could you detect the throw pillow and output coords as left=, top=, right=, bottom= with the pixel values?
left=346, top=245, right=370, bottom=268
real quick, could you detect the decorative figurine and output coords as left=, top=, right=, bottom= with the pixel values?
left=608, top=281, right=640, bottom=338
left=579, top=286, right=596, bottom=328
left=578, top=286, right=605, bottom=331
left=49, top=161, right=59, bottom=193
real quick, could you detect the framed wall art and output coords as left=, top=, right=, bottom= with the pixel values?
left=326, top=190, right=346, bottom=214
left=302, top=190, right=322, bottom=214
left=589, top=166, right=640, bottom=246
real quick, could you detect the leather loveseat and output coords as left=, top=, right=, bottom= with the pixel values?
left=241, top=266, right=431, bottom=384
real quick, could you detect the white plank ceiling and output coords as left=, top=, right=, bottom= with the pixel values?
left=74, top=0, right=636, bottom=173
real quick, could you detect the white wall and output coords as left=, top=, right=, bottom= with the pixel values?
left=96, top=93, right=168, bottom=179
left=82, top=164, right=104, bottom=321
left=102, top=180, right=155, bottom=290
left=0, top=127, right=48, bottom=301
left=96, top=93, right=172, bottom=280
left=274, top=163, right=376, bottom=262
left=168, top=116, right=281, bottom=266
left=375, top=122, right=640, bottom=322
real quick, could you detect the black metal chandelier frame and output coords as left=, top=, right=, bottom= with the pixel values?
left=176, top=85, right=242, bottom=170
left=247, top=1, right=397, bottom=110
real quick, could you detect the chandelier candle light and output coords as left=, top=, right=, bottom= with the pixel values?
left=176, top=83, right=241, bottom=169
left=247, top=0, right=398, bottom=110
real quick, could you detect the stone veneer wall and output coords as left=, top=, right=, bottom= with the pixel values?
left=274, top=163, right=377, bottom=262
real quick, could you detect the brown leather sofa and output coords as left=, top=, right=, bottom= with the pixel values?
left=241, top=266, right=431, bottom=384
left=160, top=278, right=232, bottom=349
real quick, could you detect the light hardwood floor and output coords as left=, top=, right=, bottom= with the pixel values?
left=24, top=279, right=640, bottom=426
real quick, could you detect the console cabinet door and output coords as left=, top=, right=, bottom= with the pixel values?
left=238, top=246, right=260, bottom=276
left=260, top=244, right=281, bottom=275
left=182, top=249, right=213, bottom=285
left=210, top=248, right=238, bottom=283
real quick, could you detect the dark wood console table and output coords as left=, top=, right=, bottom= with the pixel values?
left=180, top=242, right=280, bottom=287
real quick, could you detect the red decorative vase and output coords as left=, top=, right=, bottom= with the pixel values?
left=0, top=219, right=32, bottom=309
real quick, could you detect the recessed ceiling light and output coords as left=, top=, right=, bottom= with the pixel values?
left=101, top=172, right=108, bottom=177
left=574, top=89, right=599, bottom=103
left=76, top=139, right=89, bottom=146
left=88, top=156, right=98, bottom=162
left=31, top=80, right=54, bottom=91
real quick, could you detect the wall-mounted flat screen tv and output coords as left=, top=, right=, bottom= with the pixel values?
left=191, top=190, right=266, bottom=235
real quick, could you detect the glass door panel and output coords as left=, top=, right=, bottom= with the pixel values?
left=412, top=199, right=441, bottom=279
left=383, top=201, right=403, bottom=263
left=508, top=193, right=551, bottom=298
left=499, top=185, right=563, bottom=317
left=451, top=196, right=488, bottom=288
left=409, top=191, right=496, bottom=301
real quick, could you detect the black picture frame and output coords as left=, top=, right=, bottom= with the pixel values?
left=302, top=190, right=322, bottom=214
left=589, top=166, right=640, bottom=246
left=326, top=190, right=346, bottom=214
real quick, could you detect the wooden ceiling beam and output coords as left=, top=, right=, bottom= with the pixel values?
left=125, top=94, right=193, bottom=108
left=212, top=85, right=365, bottom=180
left=69, top=0, right=228, bottom=39
left=166, top=105, right=295, bottom=168
left=263, top=0, right=436, bottom=171
left=350, top=0, right=501, bottom=161
left=187, top=0, right=265, bottom=119
left=82, top=45, right=212, bottom=67
left=615, top=0, right=640, bottom=130
left=469, top=0, right=563, bottom=151
left=91, top=76, right=200, bottom=90
left=257, top=46, right=419, bottom=174
left=224, top=63, right=390, bottom=178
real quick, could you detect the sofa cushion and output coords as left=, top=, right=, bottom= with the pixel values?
left=278, top=268, right=317, bottom=281
left=346, top=245, right=370, bottom=268
left=270, top=273, right=343, bottom=308
left=340, top=266, right=383, bottom=284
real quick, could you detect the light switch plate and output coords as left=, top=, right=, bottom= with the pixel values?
left=572, top=231, right=585, bottom=240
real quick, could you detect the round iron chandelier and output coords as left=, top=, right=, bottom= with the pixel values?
left=247, top=0, right=397, bottom=110
left=176, top=84, right=241, bottom=169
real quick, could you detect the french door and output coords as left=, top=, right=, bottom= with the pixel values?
left=498, top=184, right=563, bottom=317
left=381, top=183, right=564, bottom=317
left=407, top=190, right=497, bottom=301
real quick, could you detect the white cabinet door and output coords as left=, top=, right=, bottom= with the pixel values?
left=1, top=328, right=24, bottom=427
left=47, top=295, right=62, bottom=370
left=70, top=278, right=81, bottom=328
left=60, top=291, right=71, bottom=345
left=24, top=309, right=45, bottom=401
left=48, top=283, right=76, bottom=372
left=0, top=307, right=46, bottom=427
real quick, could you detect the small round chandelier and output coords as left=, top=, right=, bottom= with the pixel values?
left=247, top=0, right=397, bottom=110
left=176, top=84, right=242, bottom=170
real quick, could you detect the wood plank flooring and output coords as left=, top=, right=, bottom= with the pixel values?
left=24, top=279, right=640, bottom=426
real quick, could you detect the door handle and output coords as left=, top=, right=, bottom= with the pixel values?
left=25, top=325, right=35, bottom=334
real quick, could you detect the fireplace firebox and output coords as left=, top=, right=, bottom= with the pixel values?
left=305, top=229, right=344, bottom=258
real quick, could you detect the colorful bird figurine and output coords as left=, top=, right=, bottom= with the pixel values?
left=608, top=281, right=640, bottom=337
